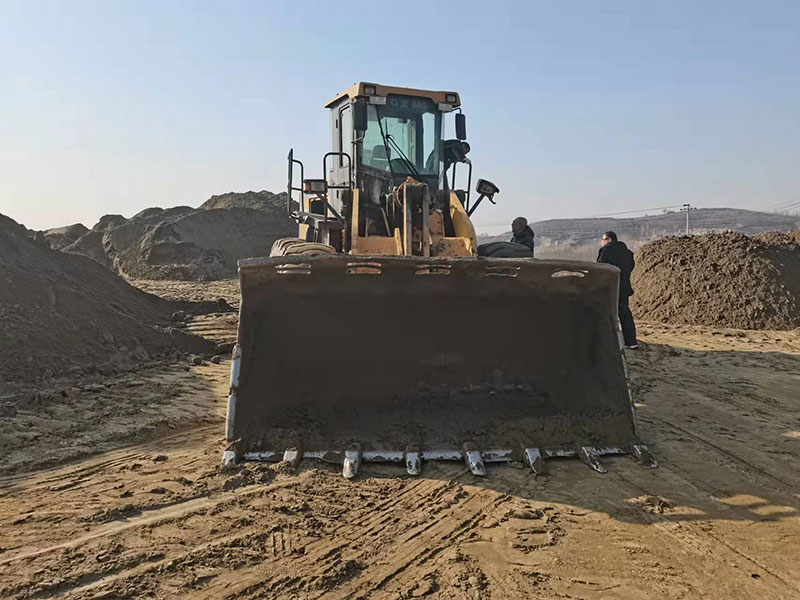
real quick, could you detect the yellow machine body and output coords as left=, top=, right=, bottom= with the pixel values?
left=223, top=83, right=654, bottom=477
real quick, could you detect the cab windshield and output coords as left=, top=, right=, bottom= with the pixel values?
left=359, top=95, right=441, bottom=176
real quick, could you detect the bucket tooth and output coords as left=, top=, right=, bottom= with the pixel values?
left=221, top=441, right=240, bottom=468
left=405, top=447, right=421, bottom=475
left=463, top=444, right=486, bottom=476
left=342, top=445, right=361, bottom=479
left=221, top=450, right=237, bottom=467
left=578, top=446, right=607, bottom=474
left=282, top=447, right=302, bottom=468
left=632, top=444, right=658, bottom=468
left=225, top=394, right=237, bottom=442
left=523, top=447, right=546, bottom=475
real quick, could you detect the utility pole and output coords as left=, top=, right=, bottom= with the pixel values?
left=681, top=203, right=692, bottom=235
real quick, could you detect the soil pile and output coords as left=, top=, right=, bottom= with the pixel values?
left=0, top=214, right=214, bottom=385
left=199, top=189, right=288, bottom=212
left=631, top=231, right=800, bottom=330
left=63, top=229, right=111, bottom=267
left=43, top=223, right=89, bottom=250
left=61, top=191, right=296, bottom=280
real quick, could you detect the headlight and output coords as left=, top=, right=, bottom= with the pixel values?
left=445, top=93, right=457, bottom=103
left=363, top=84, right=377, bottom=95
left=476, top=179, right=499, bottom=196
left=303, top=179, right=327, bottom=194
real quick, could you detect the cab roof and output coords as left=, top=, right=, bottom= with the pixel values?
left=325, top=82, right=461, bottom=108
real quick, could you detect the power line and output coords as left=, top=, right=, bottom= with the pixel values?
left=765, top=197, right=800, bottom=212
left=772, top=202, right=800, bottom=214
left=475, top=200, right=800, bottom=235
left=587, top=204, right=685, bottom=218
left=475, top=203, right=686, bottom=227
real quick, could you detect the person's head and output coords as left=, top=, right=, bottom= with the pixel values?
left=512, top=217, right=527, bottom=234
left=601, top=231, right=617, bottom=247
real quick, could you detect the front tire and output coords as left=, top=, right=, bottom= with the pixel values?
left=270, top=238, right=338, bottom=257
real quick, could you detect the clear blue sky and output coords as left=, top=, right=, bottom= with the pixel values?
left=1, top=0, right=798, bottom=232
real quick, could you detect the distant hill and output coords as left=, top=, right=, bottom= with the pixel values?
left=479, top=208, right=800, bottom=260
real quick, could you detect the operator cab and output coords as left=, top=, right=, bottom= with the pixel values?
left=325, top=83, right=470, bottom=208
left=286, top=82, right=497, bottom=250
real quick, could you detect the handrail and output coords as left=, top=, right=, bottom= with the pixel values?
left=322, top=151, right=353, bottom=191
left=286, top=148, right=305, bottom=219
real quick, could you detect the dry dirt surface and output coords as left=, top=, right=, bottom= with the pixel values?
left=0, top=214, right=215, bottom=386
left=1, top=315, right=799, bottom=599
left=130, top=280, right=240, bottom=347
left=131, top=280, right=240, bottom=309
left=631, top=231, right=800, bottom=330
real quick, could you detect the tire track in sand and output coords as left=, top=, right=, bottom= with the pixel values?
left=204, top=483, right=502, bottom=599
left=25, top=475, right=448, bottom=598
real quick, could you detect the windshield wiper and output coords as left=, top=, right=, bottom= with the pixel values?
left=375, top=106, right=422, bottom=181
left=384, top=134, right=423, bottom=181
left=375, top=108, right=396, bottom=181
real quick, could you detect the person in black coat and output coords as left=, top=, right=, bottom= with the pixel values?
left=510, top=217, right=535, bottom=252
left=597, top=231, right=638, bottom=349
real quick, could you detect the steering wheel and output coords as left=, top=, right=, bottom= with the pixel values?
left=389, top=158, right=417, bottom=174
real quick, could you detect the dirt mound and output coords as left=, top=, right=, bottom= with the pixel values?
left=0, top=214, right=214, bottom=385
left=61, top=191, right=296, bottom=280
left=631, top=231, right=800, bottom=330
left=62, top=229, right=110, bottom=267
left=126, top=206, right=293, bottom=280
left=94, top=213, right=128, bottom=232
left=753, top=231, right=796, bottom=247
left=199, top=190, right=288, bottom=212
left=43, top=223, right=89, bottom=250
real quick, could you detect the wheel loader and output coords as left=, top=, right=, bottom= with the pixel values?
left=224, top=82, right=656, bottom=477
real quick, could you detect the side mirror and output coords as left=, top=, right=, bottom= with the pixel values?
left=353, top=101, right=368, bottom=133
left=455, top=113, right=467, bottom=140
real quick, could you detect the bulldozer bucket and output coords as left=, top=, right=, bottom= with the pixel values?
left=224, top=255, right=654, bottom=477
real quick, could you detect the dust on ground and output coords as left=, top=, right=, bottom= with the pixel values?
left=0, top=362, right=229, bottom=476
left=1, top=316, right=798, bottom=599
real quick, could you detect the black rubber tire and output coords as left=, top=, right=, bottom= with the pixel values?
left=270, top=238, right=338, bottom=258
left=477, top=241, right=534, bottom=258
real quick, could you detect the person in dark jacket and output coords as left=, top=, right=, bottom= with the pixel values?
left=510, top=217, right=535, bottom=252
left=597, top=231, right=638, bottom=349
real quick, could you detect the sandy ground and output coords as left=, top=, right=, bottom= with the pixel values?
left=1, top=291, right=799, bottom=598
left=132, top=280, right=240, bottom=308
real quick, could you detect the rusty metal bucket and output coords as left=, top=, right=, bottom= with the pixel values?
left=223, top=255, right=654, bottom=477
